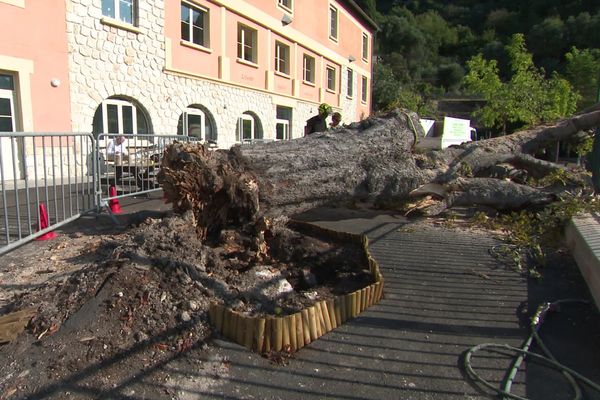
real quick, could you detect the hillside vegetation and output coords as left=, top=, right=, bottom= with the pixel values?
left=358, top=0, right=600, bottom=134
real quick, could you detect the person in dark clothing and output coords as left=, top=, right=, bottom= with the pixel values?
left=304, top=103, right=332, bottom=136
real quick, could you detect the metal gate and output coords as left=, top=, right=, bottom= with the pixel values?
left=0, top=132, right=200, bottom=256
left=0, top=132, right=96, bottom=255
left=95, top=133, right=199, bottom=211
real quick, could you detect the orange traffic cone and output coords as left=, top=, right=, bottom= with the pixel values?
left=108, top=185, right=122, bottom=214
left=35, top=203, right=57, bottom=241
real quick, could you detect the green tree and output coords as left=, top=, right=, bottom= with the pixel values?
left=528, top=16, right=568, bottom=59
left=564, top=47, right=600, bottom=108
left=437, top=63, right=465, bottom=92
left=371, top=63, right=435, bottom=114
left=463, top=54, right=510, bottom=131
left=541, top=73, right=580, bottom=120
left=566, top=12, right=600, bottom=49
left=464, top=34, right=579, bottom=134
left=371, top=63, right=401, bottom=111
left=485, top=8, right=520, bottom=38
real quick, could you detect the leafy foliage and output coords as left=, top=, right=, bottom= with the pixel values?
left=463, top=34, right=579, bottom=133
left=564, top=47, right=600, bottom=108
left=473, top=190, right=600, bottom=277
left=371, top=63, right=435, bottom=115
left=355, top=0, right=600, bottom=120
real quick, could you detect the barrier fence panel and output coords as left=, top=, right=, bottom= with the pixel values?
left=0, top=132, right=96, bottom=256
left=0, top=132, right=200, bottom=255
left=95, top=133, right=200, bottom=210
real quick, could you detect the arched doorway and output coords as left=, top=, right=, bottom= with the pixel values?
left=236, top=111, right=263, bottom=143
left=177, top=105, right=217, bottom=143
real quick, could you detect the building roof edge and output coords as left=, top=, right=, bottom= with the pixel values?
left=340, top=0, right=379, bottom=32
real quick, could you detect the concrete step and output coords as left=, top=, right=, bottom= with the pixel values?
left=566, top=213, right=600, bottom=310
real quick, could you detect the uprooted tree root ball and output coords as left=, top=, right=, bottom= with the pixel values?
left=158, top=144, right=261, bottom=242
left=121, top=213, right=374, bottom=316
left=0, top=212, right=374, bottom=397
left=12, top=212, right=374, bottom=336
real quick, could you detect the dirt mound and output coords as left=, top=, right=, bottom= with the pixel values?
left=0, top=213, right=373, bottom=398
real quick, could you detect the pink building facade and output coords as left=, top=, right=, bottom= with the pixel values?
left=1, top=0, right=377, bottom=148
left=0, top=0, right=72, bottom=132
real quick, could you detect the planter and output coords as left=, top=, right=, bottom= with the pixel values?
left=208, top=221, right=383, bottom=353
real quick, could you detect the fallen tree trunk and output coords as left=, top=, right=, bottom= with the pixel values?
left=157, top=106, right=600, bottom=240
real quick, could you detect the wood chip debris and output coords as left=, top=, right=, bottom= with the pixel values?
left=0, top=308, right=37, bottom=344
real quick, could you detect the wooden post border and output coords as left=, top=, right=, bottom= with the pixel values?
left=208, top=222, right=384, bottom=354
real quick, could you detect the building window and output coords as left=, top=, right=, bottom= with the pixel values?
left=361, top=76, right=368, bottom=103
left=276, top=106, right=292, bottom=140
left=0, top=74, right=16, bottom=132
left=329, top=5, right=338, bottom=41
left=237, top=112, right=263, bottom=143
left=303, top=55, right=315, bottom=83
left=177, top=105, right=217, bottom=142
left=92, top=98, right=149, bottom=137
left=347, top=68, right=353, bottom=98
left=362, top=33, right=369, bottom=61
left=102, top=0, right=136, bottom=25
left=275, top=41, right=290, bottom=75
left=326, top=66, right=336, bottom=92
left=179, top=107, right=205, bottom=140
left=238, top=24, right=258, bottom=64
left=277, top=0, right=292, bottom=13
left=181, top=2, right=209, bottom=48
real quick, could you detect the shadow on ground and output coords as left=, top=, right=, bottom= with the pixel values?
left=2, top=206, right=600, bottom=400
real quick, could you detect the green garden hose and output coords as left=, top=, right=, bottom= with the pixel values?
left=464, top=299, right=600, bottom=400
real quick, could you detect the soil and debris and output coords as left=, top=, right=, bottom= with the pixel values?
left=0, top=211, right=373, bottom=399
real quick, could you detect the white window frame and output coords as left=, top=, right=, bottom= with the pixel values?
left=102, top=0, right=136, bottom=25
left=326, top=66, right=336, bottom=92
left=0, top=73, right=24, bottom=179
left=0, top=74, right=16, bottom=132
left=329, top=5, right=338, bottom=42
left=362, top=33, right=369, bottom=61
left=0, top=91, right=16, bottom=132
left=238, top=24, right=258, bottom=64
left=303, top=54, right=315, bottom=84
left=347, top=68, right=354, bottom=98
left=237, top=114, right=255, bottom=142
left=275, top=41, right=290, bottom=75
left=275, top=118, right=290, bottom=140
left=181, top=1, right=210, bottom=49
left=101, top=99, right=138, bottom=134
left=277, top=0, right=292, bottom=13
left=361, top=76, right=368, bottom=103
left=183, top=107, right=206, bottom=140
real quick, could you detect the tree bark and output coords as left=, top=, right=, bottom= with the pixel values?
left=157, top=106, right=600, bottom=239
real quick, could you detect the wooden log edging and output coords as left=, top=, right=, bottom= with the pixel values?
left=208, top=222, right=384, bottom=354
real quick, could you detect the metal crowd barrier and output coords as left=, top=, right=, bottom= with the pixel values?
left=95, top=133, right=200, bottom=214
left=0, top=132, right=201, bottom=255
left=0, top=132, right=96, bottom=255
